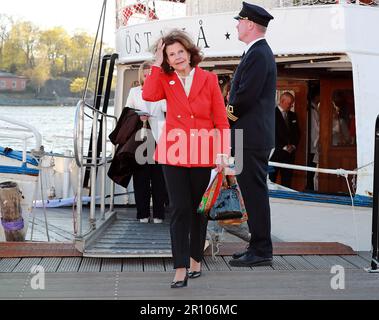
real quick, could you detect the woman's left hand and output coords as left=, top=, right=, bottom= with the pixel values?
left=216, top=163, right=227, bottom=173
left=215, top=154, right=229, bottom=173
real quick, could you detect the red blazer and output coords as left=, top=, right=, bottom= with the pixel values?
left=142, top=66, right=230, bottom=167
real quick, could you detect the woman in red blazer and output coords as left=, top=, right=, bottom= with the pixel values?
left=143, top=30, right=230, bottom=288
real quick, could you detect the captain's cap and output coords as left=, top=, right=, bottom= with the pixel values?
left=234, top=1, right=274, bottom=27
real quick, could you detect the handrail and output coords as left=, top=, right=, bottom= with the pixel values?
left=83, top=101, right=117, bottom=120
left=116, top=0, right=379, bottom=28
left=0, top=132, right=34, bottom=140
left=73, top=100, right=83, bottom=167
left=0, top=115, right=42, bottom=152
left=73, top=99, right=117, bottom=168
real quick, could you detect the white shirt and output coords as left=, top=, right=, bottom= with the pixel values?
left=277, top=105, right=288, bottom=122
left=244, top=37, right=265, bottom=54
left=310, top=102, right=320, bottom=156
left=175, top=68, right=195, bottom=97
left=125, top=86, right=167, bottom=142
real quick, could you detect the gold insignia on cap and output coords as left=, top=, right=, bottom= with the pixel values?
left=226, top=105, right=238, bottom=122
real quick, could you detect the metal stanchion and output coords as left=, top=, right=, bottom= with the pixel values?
left=368, top=115, right=379, bottom=272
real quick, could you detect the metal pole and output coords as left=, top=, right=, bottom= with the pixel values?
left=371, top=115, right=379, bottom=270
left=76, top=101, right=85, bottom=238
left=145, top=0, right=150, bottom=21
left=110, top=141, right=116, bottom=213
left=100, top=117, right=107, bottom=220
left=90, top=109, right=98, bottom=229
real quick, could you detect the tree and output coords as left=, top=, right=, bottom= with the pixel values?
left=68, top=31, right=96, bottom=76
left=0, top=14, right=13, bottom=68
left=0, top=15, right=115, bottom=99
left=24, top=56, right=50, bottom=96
left=2, top=20, right=39, bottom=71
left=70, top=77, right=86, bottom=95
left=39, top=27, right=70, bottom=76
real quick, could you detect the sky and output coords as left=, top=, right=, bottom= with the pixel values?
left=1, top=0, right=116, bottom=47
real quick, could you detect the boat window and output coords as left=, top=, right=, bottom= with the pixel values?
left=331, top=89, right=355, bottom=147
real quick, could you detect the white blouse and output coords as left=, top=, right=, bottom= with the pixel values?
left=125, top=86, right=167, bottom=142
left=175, top=68, right=195, bottom=97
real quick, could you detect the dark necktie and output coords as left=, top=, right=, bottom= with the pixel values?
left=283, top=112, right=289, bottom=127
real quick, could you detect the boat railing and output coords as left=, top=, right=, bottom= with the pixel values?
left=0, top=115, right=43, bottom=162
left=73, top=99, right=118, bottom=239
left=115, top=0, right=378, bottom=28
left=272, top=0, right=379, bottom=7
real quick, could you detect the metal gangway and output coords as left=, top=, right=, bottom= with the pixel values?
left=72, top=0, right=172, bottom=257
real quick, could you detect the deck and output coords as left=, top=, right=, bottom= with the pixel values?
left=0, top=251, right=377, bottom=299
left=1, top=207, right=378, bottom=300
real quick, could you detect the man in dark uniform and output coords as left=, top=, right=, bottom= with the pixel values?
left=227, top=1, right=276, bottom=267
left=269, top=92, right=300, bottom=188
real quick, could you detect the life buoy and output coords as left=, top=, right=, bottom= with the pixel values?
left=121, top=4, right=158, bottom=25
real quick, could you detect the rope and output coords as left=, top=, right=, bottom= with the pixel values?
left=356, top=161, right=374, bottom=171
left=269, top=161, right=357, bottom=176
left=270, top=160, right=365, bottom=251
left=344, top=173, right=360, bottom=251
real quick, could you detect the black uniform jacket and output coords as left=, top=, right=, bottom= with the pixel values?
left=228, top=39, right=277, bottom=151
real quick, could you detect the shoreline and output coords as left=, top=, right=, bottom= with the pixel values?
left=0, top=98, right=115, bottom=107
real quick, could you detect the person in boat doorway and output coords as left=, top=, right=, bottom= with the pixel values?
left=143, top=30, right=230, bottom=288
left=306, top=90, right=320, bottom=191
left=227, top=1, right=276, bottom=267
left=125, top=61, right=168, bottom=224
left=269, top=92, right=300, bottom=188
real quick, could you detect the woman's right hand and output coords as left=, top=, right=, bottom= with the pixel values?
left=153, top=39, right=165, bottom=67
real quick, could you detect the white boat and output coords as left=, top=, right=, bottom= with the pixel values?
left=0, top=0, right=378, bottom=260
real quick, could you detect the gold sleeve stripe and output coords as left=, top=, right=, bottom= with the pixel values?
left=226, top=105, right=238, bottom=122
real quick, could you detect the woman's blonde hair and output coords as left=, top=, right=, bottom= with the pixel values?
left=152, top=29, right=203, bottom=74
left=138, top=60, right=153, bottom=85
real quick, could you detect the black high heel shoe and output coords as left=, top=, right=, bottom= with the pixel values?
left=188, top=270, right=202, bottom=279
left=171, top=272, right=189, bottom=288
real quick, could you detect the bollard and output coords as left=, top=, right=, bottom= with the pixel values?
left=0, top=181, right=25, bottom=241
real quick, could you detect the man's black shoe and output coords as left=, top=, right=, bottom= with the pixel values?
left=232, top=250, right=249, bottom=260
left=229, top=253, right=273, bottom=267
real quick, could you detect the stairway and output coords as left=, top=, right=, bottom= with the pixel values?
left=83, top=213, right=172, bottom=257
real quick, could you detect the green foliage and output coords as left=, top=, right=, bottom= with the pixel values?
left=0, top=17, right=115, bottom=96
left=70, top=77, right=86, bottom=94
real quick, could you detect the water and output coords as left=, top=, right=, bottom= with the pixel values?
left=0, top=105, right=115, bottom=154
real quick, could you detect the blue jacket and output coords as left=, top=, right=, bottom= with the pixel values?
left=228, top=39, right=277, bottom=150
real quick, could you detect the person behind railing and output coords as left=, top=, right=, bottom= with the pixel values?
left=269, top=92, right=300, bottom=188
left=332, top=102, right=350, bottom=146
left=306, top=91, right=320, bottom=191
left=143, top=30, right=230, bottom=288
left=125, top=61, right=167, bottom=224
